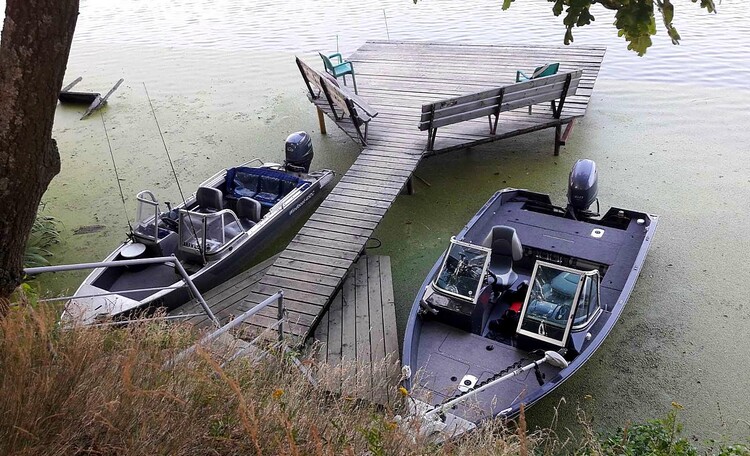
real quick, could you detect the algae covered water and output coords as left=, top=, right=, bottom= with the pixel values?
left=14, top=0, right=750, bottom=442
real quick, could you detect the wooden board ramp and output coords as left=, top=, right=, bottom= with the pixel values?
left=307, top=255, right=400, bottom=405
left=175, top=40, right=604, bottom=350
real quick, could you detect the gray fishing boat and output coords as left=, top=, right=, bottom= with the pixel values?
left=401, top=159, right=658, bottom=437
left=65, top=132, right=333, bottom=324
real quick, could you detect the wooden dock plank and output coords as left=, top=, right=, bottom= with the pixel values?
left=340, top=269, right=357, bottom=394
left=379, top=255, right=400, bottom=403
left=366, top=256, right=388, bottom=404
left=354, top=257, right=373, bottom=400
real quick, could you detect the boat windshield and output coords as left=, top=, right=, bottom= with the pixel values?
left=433, top=238, right=491, bottom=303
left=134, top=191, right=161, bottom=241
left=516, top=261, right=586, bottom=346
left=178, top=209, right=244, bottom=255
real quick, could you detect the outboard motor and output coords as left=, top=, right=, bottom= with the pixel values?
left=284, top=131, right=313, bottom=173
left=566, top=159, right=598, bottom=220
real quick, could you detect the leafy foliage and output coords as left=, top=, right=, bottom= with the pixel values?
left=596, top=407, right=750, bottom=456
left=23, top=211, right=61, bottom=269
left=416, top=0, right=716, bottom=55
left=600, top=409, right=698, bottom=455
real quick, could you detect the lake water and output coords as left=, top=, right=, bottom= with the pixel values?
left=13, top=0, right=750, bottom=443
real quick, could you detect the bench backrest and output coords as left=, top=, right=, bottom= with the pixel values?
left=296, top=56, right=377, bottom=123
left=418, top=70, right=583, bottom=131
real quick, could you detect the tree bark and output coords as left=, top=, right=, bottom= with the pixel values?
left=0, top=0, right=79, bottom=309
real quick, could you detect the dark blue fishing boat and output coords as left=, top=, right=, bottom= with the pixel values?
left=65, top=132, right=333, bottom=324
left=401, top=159, right=658, bottom=436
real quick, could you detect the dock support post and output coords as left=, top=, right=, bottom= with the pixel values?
left=554, top=124, right=562, bottom=156
left=406, top=177, right=415, bottom=195
left=317, top=107, right=327, bottom=135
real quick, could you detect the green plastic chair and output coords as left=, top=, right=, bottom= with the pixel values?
left=516, top=63, right=560, bottom=113
left=319, top=52, right=358, bottom=94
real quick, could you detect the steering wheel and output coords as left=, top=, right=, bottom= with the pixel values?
left=554, top=305, right=570, bottom=320
left=160, top=213, right=179, bottom=231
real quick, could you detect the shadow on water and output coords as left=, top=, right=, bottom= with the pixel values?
left=20, top=0, right=750, bottom=443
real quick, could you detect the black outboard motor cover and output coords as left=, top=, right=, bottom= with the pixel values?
left=567, top=159, right=598, bottom=212
left=284, top=131, right=313, bottom=173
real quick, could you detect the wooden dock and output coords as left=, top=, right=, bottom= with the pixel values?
left=174, top=41, right=605, bottom=345
left=308, top=255, right=400, bottom=405
left=171, top=255, right=401, bottom=404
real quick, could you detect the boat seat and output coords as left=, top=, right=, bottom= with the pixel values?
left=196, top=186, right=224, bottom=213
left=225, top=167, right=307, bottom=208
left=482, top=225, right=523, bottom=289
left=254, top=176, right=282, bottom=207
left=236, top=197, right=261, bottom=229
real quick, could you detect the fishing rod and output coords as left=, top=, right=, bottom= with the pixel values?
left=142, top=83, right=205, bottom=264
left=100, top=112, right=134, bottom=237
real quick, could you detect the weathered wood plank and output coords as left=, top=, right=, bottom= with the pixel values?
left=340, top=270, right=357, bottom=393
left=354, top=257, right=373, bottom=400
left=379, top=255, right=400, bottom=403
left=285, top=241, right=360, bottom=261
left=366, top=256, right=387, bottom=404
left=298, top=225, right=371, bottom=246
left=265, top=264, right=342, bottom=288
left=309, top=212, right=380, bottom=230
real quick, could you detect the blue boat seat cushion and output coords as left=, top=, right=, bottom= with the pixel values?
left=225, top=167, right=309, bottom=207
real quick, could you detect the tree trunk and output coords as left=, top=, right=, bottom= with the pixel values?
left=0, top=0, right=79, bottom=309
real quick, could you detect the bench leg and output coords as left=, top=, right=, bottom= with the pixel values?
left=427, top=128, right=438, bottom=151
left=554, top=124, right=562, bottom=156
left=317, top=107, right=327, bottom=135
left=488, top=113, right=500, bottom=135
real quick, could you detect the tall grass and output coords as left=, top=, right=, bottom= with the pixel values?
left=2, top=305, right=746, bottom=455
left=0, top=305, right=548, bottom=456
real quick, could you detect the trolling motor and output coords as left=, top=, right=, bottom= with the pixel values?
left=566, top=159, right=600, bottom=220
left=284, top=131, right=314, bottom=173
left=398, top=350, right=569, bottom=442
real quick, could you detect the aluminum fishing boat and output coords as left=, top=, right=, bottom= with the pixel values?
left=65, top=132, right=333, bottom=324
left=401, top=159, right=658, bottom=436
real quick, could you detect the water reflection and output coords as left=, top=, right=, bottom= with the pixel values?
left=65, top=0, right=750, bottom=87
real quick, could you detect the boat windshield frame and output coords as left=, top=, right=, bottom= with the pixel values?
left=134, top=190, right=160, bottom=241
left=432, top=237, right=492, bottom=304
left=177, top=209, right=245, bottom=256
left=516, top=260, right=598, bottom=347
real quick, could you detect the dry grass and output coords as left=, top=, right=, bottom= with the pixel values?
left=0, top=305, right=565, bottom=456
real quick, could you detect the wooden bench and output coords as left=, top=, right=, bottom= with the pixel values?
left=418, top=70, right=583, bottom=155
left=296, top=57, right=378, bottom=146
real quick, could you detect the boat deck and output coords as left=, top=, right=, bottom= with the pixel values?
left=180, top=41, right=605, bottom=342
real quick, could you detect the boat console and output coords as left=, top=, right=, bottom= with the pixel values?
left=422, top=235, right=605, bottom=352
